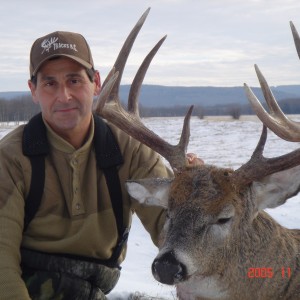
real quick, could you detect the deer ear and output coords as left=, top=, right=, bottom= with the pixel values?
left=252, top=165, right=300, bottom=210
left=125, top=178, right=172, bottom=207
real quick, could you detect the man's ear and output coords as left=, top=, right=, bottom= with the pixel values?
left=28, top=80, right=39, bottom=104
left=125, top=178, right=172, bottom=208
left=93, top=71, right=101, bottom=96
left=252, top=165, right=300, bottom=210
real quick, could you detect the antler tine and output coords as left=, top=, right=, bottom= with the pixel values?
left=95, top=68, right=117, bottom=109
left=233, top=125, right=300, bottom=188
left=93, top=68, right=119, bottom=113
left=128, top=35, right=167, bottom=116
left=232, top=125, right=267, bottom=186
left=101, top=7, right=151, bottom=102
left=179, top=105, right=193, bottom=154
left=244, top=65, right=300, bottom=141
left=95, top=9, right=193, bottom=171
left=290, top=21, right=300, bottom=60
left=254, top=65, right=285, bottom=115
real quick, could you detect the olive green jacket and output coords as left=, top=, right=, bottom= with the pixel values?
left=0, top=116, right=171, bottom=300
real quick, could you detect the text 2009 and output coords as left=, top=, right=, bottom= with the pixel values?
left=247, top=267, right=291, bottom=279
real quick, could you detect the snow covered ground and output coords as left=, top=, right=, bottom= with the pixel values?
left=1, top=115, right=300, bottom=299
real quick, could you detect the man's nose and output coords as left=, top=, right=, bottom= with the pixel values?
left=57, top=85, right=72, bottom=102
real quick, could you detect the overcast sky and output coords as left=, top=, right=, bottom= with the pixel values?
left=1, top=0, right=300, bottom=92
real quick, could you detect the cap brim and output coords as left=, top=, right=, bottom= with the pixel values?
left=31, top=54, right=93, bottom=77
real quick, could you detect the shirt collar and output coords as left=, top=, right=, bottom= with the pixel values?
left=43, top=116, right=95, bottom=154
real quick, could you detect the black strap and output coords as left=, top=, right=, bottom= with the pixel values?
left=92, top=116, right=128, bottom=263
left=23, top=156, right=45, bottom=232
left=93, top=115, right=124, bottom=241
left=22, top=113, right=127, bottom=264
left=103, top=167, right=124, bottom=236
left=102, top=167, right=129, bottom=264
left=22, top=113, right=48, bottom=232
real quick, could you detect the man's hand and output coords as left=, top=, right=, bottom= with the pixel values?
left=187, top=153, right=204, bottom=166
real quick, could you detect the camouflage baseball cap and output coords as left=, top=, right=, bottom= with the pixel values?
left=29, top=31, right=94, bottom=77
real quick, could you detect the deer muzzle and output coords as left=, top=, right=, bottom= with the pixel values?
left=152, top=251, right=187, bottom=285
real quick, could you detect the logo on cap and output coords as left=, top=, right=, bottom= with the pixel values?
left=41, top=37, right=78, bottom=54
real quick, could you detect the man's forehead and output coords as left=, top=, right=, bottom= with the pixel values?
left=37, top=57, right=86, bottom=77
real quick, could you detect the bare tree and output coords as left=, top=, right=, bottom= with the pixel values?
left=228, top=104, right=241, bottom=120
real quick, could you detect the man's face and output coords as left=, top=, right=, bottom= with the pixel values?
left=28, top=57, right=100, bottom=140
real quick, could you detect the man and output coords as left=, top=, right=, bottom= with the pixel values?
left=0, top=30, right=202, bottom=300
left=0, top=30, right=172, bottom=300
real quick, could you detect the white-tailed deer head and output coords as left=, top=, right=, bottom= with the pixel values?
left=94, top=10, right=300, bottom=300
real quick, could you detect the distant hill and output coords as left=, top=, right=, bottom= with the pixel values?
left=119, top=85, right=300, bottom=108
left=272, top=85, right=300, bottom=96
left=1, top=85, right=299, bottom=108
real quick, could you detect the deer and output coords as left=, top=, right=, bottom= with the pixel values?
left=94, top=8, right=300, bottom=300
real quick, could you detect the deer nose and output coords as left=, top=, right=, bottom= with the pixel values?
left=152, top=251, right=186, bottom=285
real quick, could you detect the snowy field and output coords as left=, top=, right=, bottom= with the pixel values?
left=1, top=115, right=300, bottom=299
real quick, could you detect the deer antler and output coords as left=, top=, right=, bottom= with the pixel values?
left=243, top=21, right=300, bottom=142
left=232, top=125, right=300, bottom=187
left=94, top=8, right=193, bottom=171
left=233, top=21, right=300, bottom=187
left=291, top=21, right=300, bottom=60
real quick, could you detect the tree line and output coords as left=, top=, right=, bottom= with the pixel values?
left=0, top=94, right=40, bottom=124
left=139, top=97, right=300, bottom=119
left=0, top=94, right=299, bottom=123
left=138, top=103, right=244, bottom=119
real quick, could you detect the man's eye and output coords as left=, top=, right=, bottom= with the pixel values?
left=70, top=79, right=81, bottom=85
left=45, top=81, right=55, bottom=86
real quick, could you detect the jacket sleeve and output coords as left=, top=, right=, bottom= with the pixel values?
left=126, top=141, right=173, bottom=247
left=0, top=146, right=31, bottom=299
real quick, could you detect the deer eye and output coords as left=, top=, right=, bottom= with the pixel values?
left=166, top=211, right=172, bottom=220
left=217, top=217, right=231, bottom=225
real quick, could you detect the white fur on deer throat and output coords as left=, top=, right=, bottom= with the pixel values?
left=152, top=247, right=230, bottom=299
left=176, top=272, right=229, bottom=299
